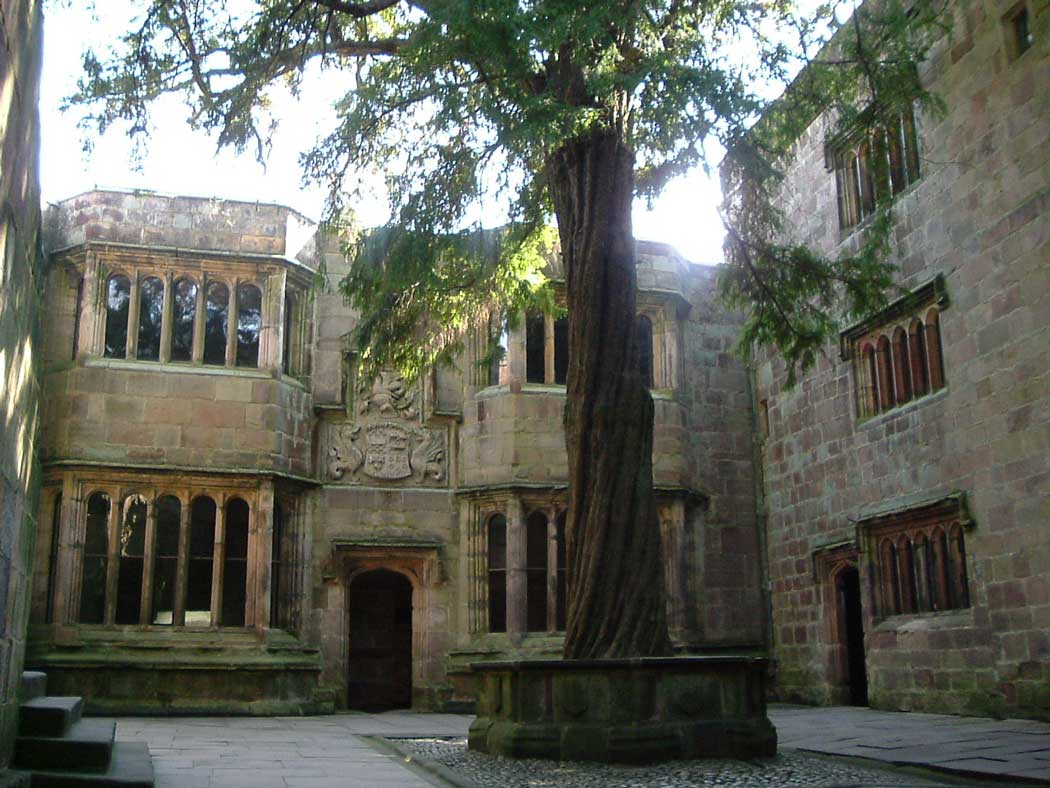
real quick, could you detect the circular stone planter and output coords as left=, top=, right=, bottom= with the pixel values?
left=468, top=655, right=777, bottom=763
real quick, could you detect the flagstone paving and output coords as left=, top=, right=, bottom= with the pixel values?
left=110, top=703, right=1050, bottom=787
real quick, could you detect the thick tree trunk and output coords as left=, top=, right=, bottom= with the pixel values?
left=548, top=128, right=671, bottom=660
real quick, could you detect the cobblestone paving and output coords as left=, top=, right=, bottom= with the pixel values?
left=393, top=737, right=958, bottom=788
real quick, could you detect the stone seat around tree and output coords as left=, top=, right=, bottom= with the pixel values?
left=11, top=672, right=153, bottom=787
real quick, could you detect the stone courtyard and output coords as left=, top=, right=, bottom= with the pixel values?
left=111, top=705, right=1050, bottom=787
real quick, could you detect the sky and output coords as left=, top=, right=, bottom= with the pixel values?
left=37, top=2, right=819, bottom=265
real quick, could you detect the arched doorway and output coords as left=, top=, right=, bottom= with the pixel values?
left=836, top=566, right=868, bottom=706
left=347, top=569, right=413, bottom=710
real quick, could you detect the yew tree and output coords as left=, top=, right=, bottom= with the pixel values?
left=73, top=0, right=945, bottom=659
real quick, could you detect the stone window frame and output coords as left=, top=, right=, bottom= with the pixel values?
left=861, top=495, right=973, bottom=621
left=827, top=106, right=921, bottom=232
left=467, top=495, right=568, bottom=637
left=53, top=244, right=313, bottom=377
left=504, top=293, right=682, bottom=392
left=100, top=266, right=266, bottom=367
left=1002, top=1, right=1034, bottom=62
left=840, top=275, right=948, bottom=420
left=33, top=473, right=301, bottom=633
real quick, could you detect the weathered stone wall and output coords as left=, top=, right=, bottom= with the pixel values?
left=39, top=367, right=313, bottom=477
left=0, top=0, right=43, bottom=764
left=49, top=190, right=315, bottom=257
left=756, top=0, right=1049, bottom=718
left=681, top=265, right=765, bottom=647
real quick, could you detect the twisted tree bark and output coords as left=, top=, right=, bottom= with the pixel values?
left=548, top=128, right=671, bottom=660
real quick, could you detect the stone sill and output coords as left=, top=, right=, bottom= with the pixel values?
left=855, top=385, right=948, bottom=430
left=874, top=606, right=975, bottom=633
left=78, top=356, right=278, bottom=379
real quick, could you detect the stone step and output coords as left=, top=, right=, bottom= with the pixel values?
left=18, top=673, right=48, bottom=704
left=0, top=770, right=32, bottom=787
left=19, top=698, right=83, bottom=738
left=13, top=720, right=115, bottom=773
left=17, top=742, right=153, bottom=788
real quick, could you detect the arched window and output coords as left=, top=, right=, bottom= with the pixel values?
left=488, top=315, right=509, bottom=387
left=282, top=292, right=295, bottom=375
left=104, top=274, right=131, bottom=358
left=45, top=494, right=62, bottom=623
left=862, top=343, right=879, bottom=416
left=925, top=308, right=945, bottom=391
left=913, top=533, right=931, bottom=612
left=152, top=496, right=181, bottom=625
left=235, top=283, right=262, bottom=368
left=876, top=335, right=895, bottom=411
left=222, top=498, right=250, bottom=627
left=930, top=526, right=951, bottom=611
left=136, top=276, right=164, bottom=361
left=908, top=318, right=928, bottom=397
left=525, top=311, right=545, bottom=383
left=171, top=278, right=197, bottom=362
left=115, top=495, right=148, bottom=625
left=637, top=315, right=654, bottom=388
left=203, top=282, right=230, bottom=366
left=553, top=316, right=569, bottom=385
left=526, top=511, right=549, bottom=632
left=79, top=492, right=110, bottom=624
left=187, top=496, right=216, bottom=625
left=879, top=539, right=900, bottom=616
left=949, top=525, right=969, bottom=610
left=556, top=511, right=567, bottom=632
left=271, top=502, right=285, bottom=629
left=891, top=326, right=911, bottom=404
left=487, top=514, right=507, bottom=633
left=896, top=536, right=917, bottom=614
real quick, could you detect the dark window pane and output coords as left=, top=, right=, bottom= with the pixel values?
left=116, top=496, right=148, bottom=624
left=637, top=315, right=654, bottom=388
left=487, top=514, right=507, bottom=633
left=271, top=503, right=284, bottom=629
left=222, top=498, right=250, bottom=627
left=72, top=279, right=83, bottom=360
left=554, top=316, right=569, bottom=385
left=236, top=284, right=262, bottom=368
left=79, top=492, right=110, bottom=624
left=203, top=282, right=229, bottom=366
left=187, top=497, right=216, bottom=625
left=136, top=276, right=164, bottom=361
left=556, top=512, right=567, bottom=631
left=104, top=275, right=131, bottom=358
left=525, top=312, right=545, bottom=383
left=171, top=278, right=197, bottom=362
left=282, top=293, right=295, bottom=375
left=526, top=511, right=548, bottom=632
left=45, top=494, right=62, bottom=623
left=152, top=495, right=181, bottom=626
left=489, top=317, right=509, bottom=386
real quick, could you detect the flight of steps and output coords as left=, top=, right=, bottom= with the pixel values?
left=12, top=672, right=153, bottom=788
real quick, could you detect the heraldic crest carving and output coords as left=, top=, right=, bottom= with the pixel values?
left=328, top=422, right=446, bottom=486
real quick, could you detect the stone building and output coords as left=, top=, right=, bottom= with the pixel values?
left=0, top=0, right=44, bottom=768
left=10, top=0, right=1049, bottom=730
left=751, top=0, right=1049, bottom=719
left=26, top=189, right=765, bottom=714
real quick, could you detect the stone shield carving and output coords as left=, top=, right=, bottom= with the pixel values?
left=328, top=422, right=446, bottom=486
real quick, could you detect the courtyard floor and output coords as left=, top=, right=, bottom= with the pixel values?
left=111, top=704, right=1050, bottom=787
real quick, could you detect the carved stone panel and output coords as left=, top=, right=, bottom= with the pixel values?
left=357, top=370, right=419, bottom=421
left=327, top=421, right=447, bottom=487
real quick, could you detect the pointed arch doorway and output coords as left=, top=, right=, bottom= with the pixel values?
left=347, top=569, right=413, bottom=710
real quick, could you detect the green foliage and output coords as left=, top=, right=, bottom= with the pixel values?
left=720, top=0, right=951, bottom=385
left=68, top=0, right=949, bottom=382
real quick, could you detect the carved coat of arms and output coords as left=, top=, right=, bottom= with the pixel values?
left=328, top=422, right=446, bottom=486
